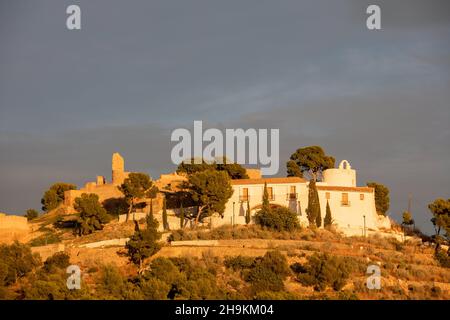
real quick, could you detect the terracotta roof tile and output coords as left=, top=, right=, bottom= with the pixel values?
left=317, top=186, right=374, bottom=193
left=230, top=177, right=306, bottom=185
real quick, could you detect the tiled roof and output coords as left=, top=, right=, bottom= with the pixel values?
left=230, top=177, right=306, bottom=185
left=317, top=186, right=374, bottom=193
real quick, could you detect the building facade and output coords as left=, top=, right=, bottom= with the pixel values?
left=214, top=160, right=392, bottom=236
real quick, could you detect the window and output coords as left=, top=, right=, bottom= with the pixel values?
left=341, top=193, right=350, bottom=206
left=240, top=188, right=249, bottom=202
left=267, top=187, right=274, bottom=200
left=288, top=186, right=297, bottom=200
left=326, top=192, right=331, bottom=200
left=360, top=193, right=364, bottom=200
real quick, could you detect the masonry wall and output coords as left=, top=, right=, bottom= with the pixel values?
left=0, top=213, right=30, bottom=244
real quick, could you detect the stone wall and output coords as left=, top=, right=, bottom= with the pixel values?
left=0, top=213, right=28, bottom=230
left=0, top=213, right=29, bottom=244
left=31, top=243, right=65, bottom=261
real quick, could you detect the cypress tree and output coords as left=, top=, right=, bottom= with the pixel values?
left=245, top=200, right=251, bottom=224
left=262, top=182, right=270, bottom=212
left=316, top=207, right=322, bottom=228
left=324, top=200, right=332, bottom=227
left=149, top=198, right=154, bottom=219
left=306, top=179, right=321, bottom=228
left=180, top=202, right=185, bottom=229
left=162, top=197, right=169, bottom=231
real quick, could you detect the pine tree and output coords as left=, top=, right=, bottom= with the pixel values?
left=162, top=197, right=169, bottom=231
left=245, top=200, right=251, bottom=224
left=324, top=200, right=332, bottom=227
left=125, top=213, right=161, bottom=270
left=180, top=202, right=185, bottom=229
left=306, top=179, right=321, bottom=228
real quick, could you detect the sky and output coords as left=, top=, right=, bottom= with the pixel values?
left=0, top=0, right=449, bottom=235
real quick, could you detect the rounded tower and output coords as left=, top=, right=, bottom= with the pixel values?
left=322, top=160, right=356, bottom=187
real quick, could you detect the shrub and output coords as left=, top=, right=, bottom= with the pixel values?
left=28, top=231, right=61, bottom=247
left=293, top=253, right=352, bottom=291
left=43, top=252, right=70, bottom=273
left=244, top=251, right=290, bottom=294
left=255, top=206, right=299, bottom=231
left=96, top=265, right=128, bottom=299
left=0, top=241, right=41, bottom=285
left=224, top=256, right=256, bottom=272
left=140, top=277, right=170, bottom=300
left=26, top=209, right=39, bottom=221
left=434, top=249, right=450, bottom=268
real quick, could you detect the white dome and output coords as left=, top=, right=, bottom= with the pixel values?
left=322, top=160, right=356, bottom=187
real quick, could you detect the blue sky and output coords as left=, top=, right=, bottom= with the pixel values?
left=1, top=0, right=449, bottom=234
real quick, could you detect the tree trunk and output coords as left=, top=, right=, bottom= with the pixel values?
left=194, top=206, right=203, bottom=227
left=126, top=200, right=134, bottom=222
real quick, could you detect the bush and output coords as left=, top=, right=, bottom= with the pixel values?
left=255, top=206, right=300, bottom=232
left=293, top=253, right=353, bottom=291
left=28, top=231, right=61, bottom=247
left=96, top=265, right=128, bottom=299
left=434, top=249, right=450, bottom=268
left=140, top=277, right=170, bottom=300
left=244, top=251, right=291, bottom=294
left=43, top=252, right=70, bottom=273
left=26, top=209, right=39, bottom=221
left=224, top=256, right=256, bottom=272
left=0, top=241, right=41, bottom=285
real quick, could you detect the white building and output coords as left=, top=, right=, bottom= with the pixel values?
left=213, top=160, right=392, bottom=237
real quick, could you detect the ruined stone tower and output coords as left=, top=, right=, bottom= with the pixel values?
left=112, top=152, right=126, bottom=186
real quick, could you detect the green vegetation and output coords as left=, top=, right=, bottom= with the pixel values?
left=177, top=157, right=249, bottom=179
left=0, top=241, right=41, bottom=285
left=254, top=183, right=299, bottom=232
left=74, top=193, right=111, bottom=235
left=287, top=146, right=335, bottom=180
left=125, top=213, right=162, bottom=269
left=245, top=200, right=251, bottom=224
left=187, top=170, right=233, bottom=225
left=428, top=198, right=450, bottom=240
left=366, top=181, right=390, bottom=216
left=292, top=253, right=357, bottom=291
left=120, top=173, right=157, bottom=221
left=162, top=197, right=169, bottom=231
left=25, top=209, right=39, bottom=221
left=324, top=200, right=333, bottom=227
left=245, top=251, right=291, bottom=294
left=28, top=230, right=61, bottom=247
left=255, top=206, right=299, bottom=232
left=306, top=179, right=320, bottom=228
left=224, top=251, right=290, bottom=296
left=41, top=182, right=77, bottom=212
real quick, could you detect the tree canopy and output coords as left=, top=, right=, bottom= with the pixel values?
left=120, top=173, right=157, bottom=221
left=287, top=146, right=335, bottom=180
left=177, top=157, right=249, bottom=179
left=366, top=182, right=390, bottom=216
left=25, top=209, right=39, bottom=221
left=428, top=198, right=450, bottom=240
left=41, top=182, right=77, bottom=212
left=186, top=170, right=233, bottom=225
left=126, top=214, right=162, bottom=270
left=74, top=193, right=111, bottom=235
